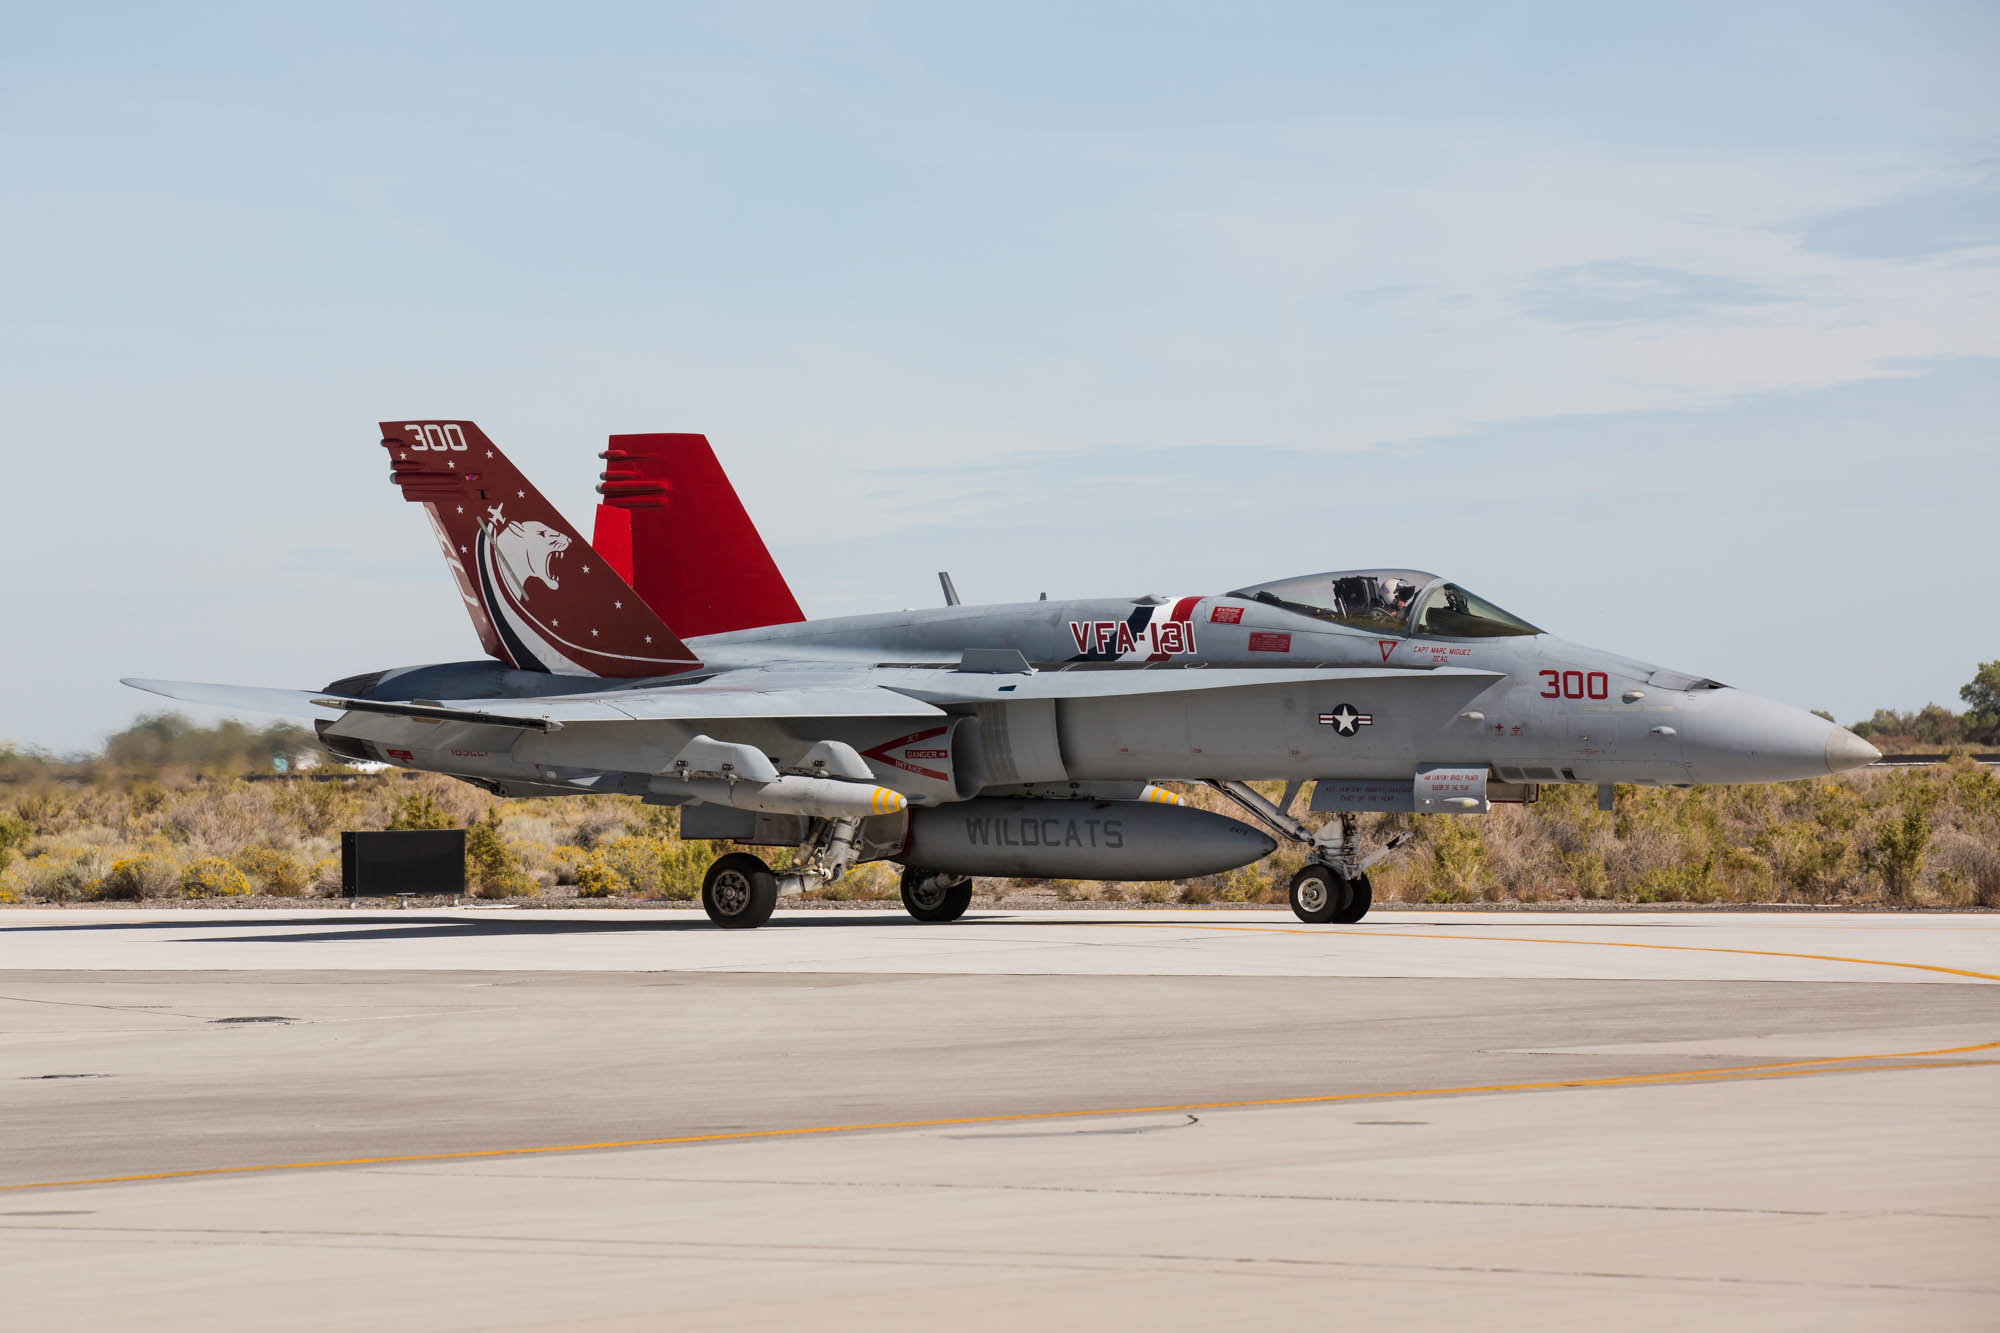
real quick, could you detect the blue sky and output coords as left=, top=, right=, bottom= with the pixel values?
left=4, top=2, right=1996, bottom=750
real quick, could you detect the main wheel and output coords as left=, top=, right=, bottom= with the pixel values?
left=702, top=852, right=778, bottom=929
left=1332, top=872, right=1372, bottom=924
left=900, top=868, right=973, bottom=923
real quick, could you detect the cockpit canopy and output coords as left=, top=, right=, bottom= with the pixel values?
left=1226, top=569, right=1542, bottom=639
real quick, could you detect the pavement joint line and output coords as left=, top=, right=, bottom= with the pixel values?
left=989, top=920, right=2000, bottom=983
left=4, top=1040, right=1996, bottom=1195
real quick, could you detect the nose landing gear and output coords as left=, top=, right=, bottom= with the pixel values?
left=1203, top=780, right=1411, bottom=924
left=1288, top=864, right=1373, bottom=924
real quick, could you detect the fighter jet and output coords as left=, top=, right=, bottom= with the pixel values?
left=128, top=420, right=1881, bottom=928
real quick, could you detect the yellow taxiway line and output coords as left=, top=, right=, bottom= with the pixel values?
left=5, top=1038, right=1996, bottom=1195
left=4, top=920, right=1993, bottom=1194
left=998, top=918, right=2000, bottom=983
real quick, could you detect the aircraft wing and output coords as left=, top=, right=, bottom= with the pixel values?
left=124, top=674, right=946, bottom=731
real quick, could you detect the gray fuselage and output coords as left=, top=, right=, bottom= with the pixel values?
left=330, top=581, right=1875, bottom=800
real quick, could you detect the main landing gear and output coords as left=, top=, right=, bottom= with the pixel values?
left=1203, top=780, right=1411, bottom=925
left=900, top=868, right=973, bottom=923
left=701, top=813, right=931, bottom=929
left=701, top=852, right=779, bottom=929
left=699, top=812, right=867, bottom=929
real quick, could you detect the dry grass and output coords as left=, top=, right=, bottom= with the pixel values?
left=0, top=762, right=1993, bottom=907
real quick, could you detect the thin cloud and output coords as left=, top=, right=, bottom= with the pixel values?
left=1518, top=260, right=1785, bottom=327
left=1786, top=180, right=2000, bottom=261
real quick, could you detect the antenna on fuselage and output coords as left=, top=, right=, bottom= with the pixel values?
left=938, top=572, right=961, bottom=607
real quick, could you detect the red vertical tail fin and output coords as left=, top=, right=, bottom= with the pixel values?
left=380, top=421, right=702, bottom=678
left=592, top=433, right=805, bottom=640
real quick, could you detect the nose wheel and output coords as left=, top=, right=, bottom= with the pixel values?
left=1289, top=864, right=1372, bottom=924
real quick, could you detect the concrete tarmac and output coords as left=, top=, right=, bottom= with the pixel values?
left=1, top=908, right=1995, bottom=1330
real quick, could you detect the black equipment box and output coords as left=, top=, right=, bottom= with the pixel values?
left=340, top=830, right=466, bottom=898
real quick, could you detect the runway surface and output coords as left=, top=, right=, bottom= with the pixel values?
left=2, top=908, right=1995, bottom=1330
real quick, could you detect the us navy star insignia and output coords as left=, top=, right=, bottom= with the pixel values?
left=1318, top=703, right=1374, bottom=735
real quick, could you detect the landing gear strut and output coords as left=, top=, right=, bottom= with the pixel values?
left=1202, top=780, right=1411, bottom=925
left=900, top=868, right=973, bottom=923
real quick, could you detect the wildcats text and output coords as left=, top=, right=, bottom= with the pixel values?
left=962, top=815, right=1126, bottom=849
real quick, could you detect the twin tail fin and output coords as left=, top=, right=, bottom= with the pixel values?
left=380, top=420, right=701, bottom=678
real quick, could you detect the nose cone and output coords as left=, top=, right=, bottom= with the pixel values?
left=1826, top=728, right=1881, bottom=774
left=1677, top=690, right=1879, bottom=784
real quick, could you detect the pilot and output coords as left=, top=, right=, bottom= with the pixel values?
left=1379, top=577, right=1417, bottom=623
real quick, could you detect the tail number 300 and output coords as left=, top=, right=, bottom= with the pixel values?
left=404, top=423, right=469, bottom=452
left=1541, top=669, right=1609, bottom=700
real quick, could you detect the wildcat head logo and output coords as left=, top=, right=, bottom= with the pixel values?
left=484, top=505, right=570, bottom=599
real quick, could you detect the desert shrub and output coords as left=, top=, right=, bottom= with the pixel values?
left=595, top=832, right=711, bottom=901
left=548, top=844, right=589, bottom=885
left=1177, top=881, right=1215, bottom=905
left=101, top=852, right=181, bottom=900
left=388, top=791, right=456, bottom=831
left=128, top=783, right=170, bottom=817
left=1864, top=802, right=1933, bottom=903
left=16, top=791, right=68, bottom=835
left=597, top=835, right=667, bottom=897
left=278, top=782, right=362, bottom=837
left=234, top=847, right=311, bottom=897
left=1926, top=829, right=1999, bottom=907
left=1416, top=815, right=1487, bottom=900
left=180, top=857, right=252, bottom=898
left=1137, top=883, right=1171, bottom=903
left=4, top=851, right=104, bottom=903
left=464, top=810, right=534, bottom=897
left=1946, top=758, right=2000, bottom=821
left=574, top=856, right=625, bottom=898
left=1754, top=821, right=1851, bottom=902
left=568, top=807, right=630, bottom=850
left=1631, top=855, right=1718, bottom=904
left=0, top=812, right=29, bottom=874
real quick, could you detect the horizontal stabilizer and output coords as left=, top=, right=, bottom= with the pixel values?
left=122, top=678, right=346, bottom=721
left=309, top=697, right=565, bottom=732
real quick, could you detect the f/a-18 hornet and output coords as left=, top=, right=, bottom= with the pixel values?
left=130, top=420, right=1881, bottom=928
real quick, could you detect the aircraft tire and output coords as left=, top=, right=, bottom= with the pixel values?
left=1288, top=863, right=1348, bottom=924
left=702, top=853, right=778, bottom=929
left=1331, top=873, right=1373, bottom=924
left=901, top=868, right=973, bottom=923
